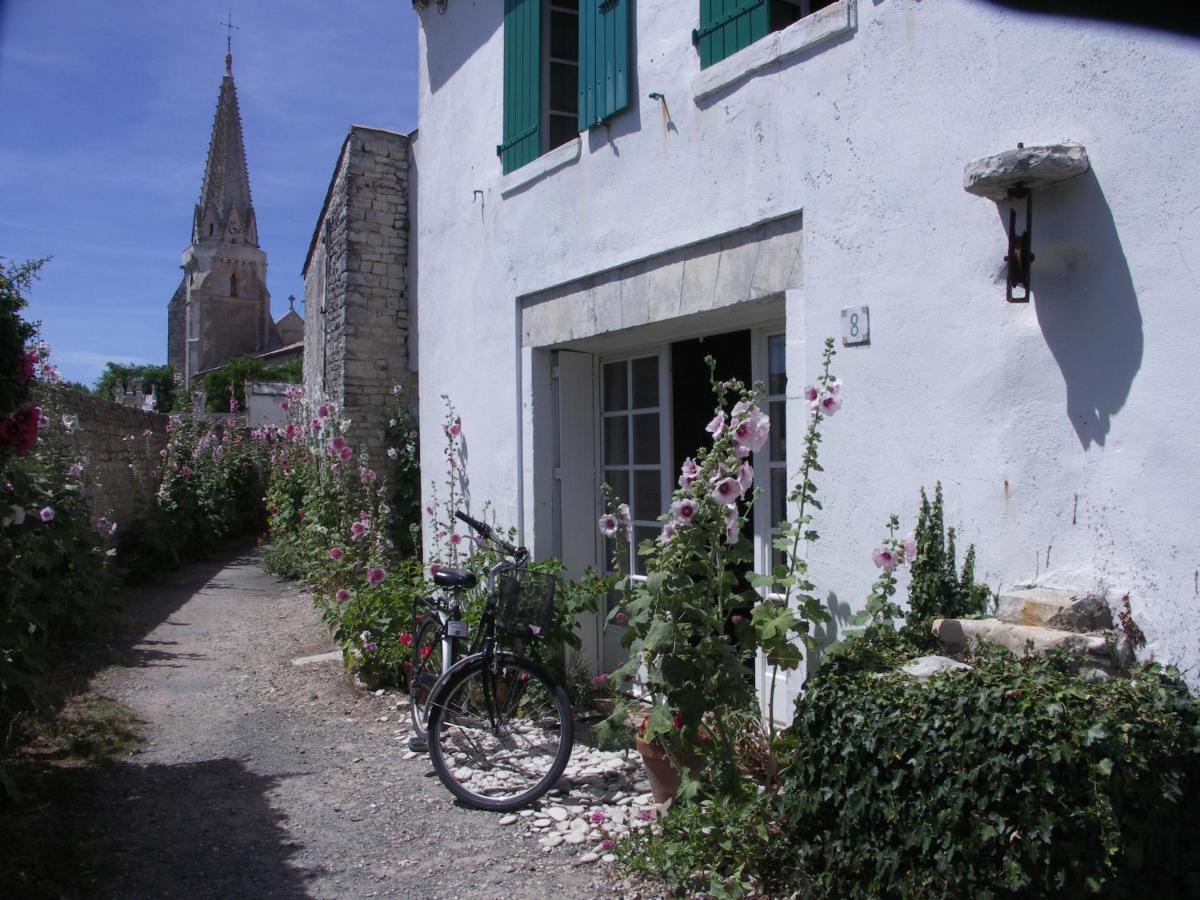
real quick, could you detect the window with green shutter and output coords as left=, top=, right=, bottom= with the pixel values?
left=500, top=0, right=633, bottom=175
left=693, top=0, right=835, bottom=69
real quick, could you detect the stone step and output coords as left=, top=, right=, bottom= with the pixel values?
left=932, top=617, right=1112, bottom=663
left=994, top=587, right=1113, bottom=632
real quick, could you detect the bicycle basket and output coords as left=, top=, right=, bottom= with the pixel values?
left=496, top=570, right=557, bottom=641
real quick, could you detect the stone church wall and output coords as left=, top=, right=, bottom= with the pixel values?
left=303, top=126, right=417, bottom=467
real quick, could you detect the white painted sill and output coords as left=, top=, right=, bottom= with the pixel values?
left=692, top=0, right=857, bottom=104
left=499, top=136, right=583, bottom=198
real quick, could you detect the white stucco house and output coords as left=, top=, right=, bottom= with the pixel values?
left=409, top=0, right=1200, bottom=707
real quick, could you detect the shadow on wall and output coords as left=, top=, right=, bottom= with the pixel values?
left=422, top=4, right=502, bottom=93
left=1003, top=168, right=1143, bottom=449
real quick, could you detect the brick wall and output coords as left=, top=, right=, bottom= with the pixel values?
left=303, top=126, right=417, bottom=466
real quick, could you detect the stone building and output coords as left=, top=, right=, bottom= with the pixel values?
left=167, top=50, right=300, bottom=384
left=410, top=1, right=1200, bottom=697
left=302, top=125, right=416, bottom=464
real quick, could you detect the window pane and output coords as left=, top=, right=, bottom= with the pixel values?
left=632, top=413, right=660, bottom=465
left=550, top=10, right=579, bottom=60
left=548, top=114, right=578, bottom=151
left=631, top=356, right=659, bottom=408
left=603, top=416, right=629, bottom=465
left=771, top=467, right=788, bottom=526
left=769, top=400, right=786, bottom=462
left=603, top=469, right=629, bottom=508
left=634, top=526, right=658, bottom=575
left=603, top=362, right=627, bottom=412
left=549, top=62, right=578, bottom=113
left=633, top=470, right=661, bottom=521
left=768, top=334, right=786, bottom=395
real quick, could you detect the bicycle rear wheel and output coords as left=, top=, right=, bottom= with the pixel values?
left=426, top=652, right=573, bottom=811
left=408, top=617, right=444, bottom=746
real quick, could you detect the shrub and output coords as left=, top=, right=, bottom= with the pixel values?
left=908, top=482, right=990, bottom=621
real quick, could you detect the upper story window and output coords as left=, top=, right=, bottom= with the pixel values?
left=499, top=0, right=632, bottom=175
left=693, top=0, right=835, bottom=68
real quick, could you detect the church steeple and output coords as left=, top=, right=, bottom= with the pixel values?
left=192, top=51, right=257, bottom=247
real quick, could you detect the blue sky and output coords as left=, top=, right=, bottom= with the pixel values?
left=0, top=1, right=419, bottom=387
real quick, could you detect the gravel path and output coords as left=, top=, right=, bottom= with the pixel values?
left=42, top=548, right=650, bottom=899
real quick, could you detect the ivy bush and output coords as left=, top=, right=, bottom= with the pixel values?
left=629, top=650, right=1200, bottom=898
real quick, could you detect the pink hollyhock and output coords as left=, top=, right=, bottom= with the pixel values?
left=367, top=566, right=386, bottom=585
left=317, top=403, right=330, bottom=418
left=819, top=393, right=842, bottom=416
left=280, top=401, right=289, bottom=411
left=444, top=418, right=462, bottom=439
left=329, top=547, right=344, bottom=561
left=598, top=514, right=618, bottom=537
left=826, top=378, right=842, bottom=396
left=39, top=506, right=55, bottom=522
left=705, top=411, right=726, bottom=436
left=737, top=462, right=754, bottom=493
left=804, top=384, right=820, bottom=403
left=359, top=510, right=369, bottom=522
left=678, top=457, right=698, bottom=488
left=590, top=810, right=607, bottom=825
left=330, top=436, right=347, bottom=452
left=724, top=519, right=740, bottom=545
left=613, top=610, right=628, bottom=626
left=591, top=673, right=608, bottom=688
left=180, top=465, right=192, bottom=479
left=872, top=546, right=899, bottom=571
left=659, top=522, right=676, bottom=544
left=616, top=503, right=631, bottom=525
left=350, top=521, right=367, bottom=541
left=359, top=467, right=377, bottom=485
left=285, top=424, right=296, bottom=438
left=904, top=535, right=918, bottom=561
left=731, top=406, right=770, bottom=454
left=336, top=589, right=350, bottom=602
left=339, top=446, right=353, bottom=462
left=671, top=498, right=698, bottom=524
left=449, top=532, right=463, bottom=545
left=711, top=478, right=741, bottom=504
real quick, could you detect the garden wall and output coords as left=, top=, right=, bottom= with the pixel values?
left=51, top=389, right=169, bottom=528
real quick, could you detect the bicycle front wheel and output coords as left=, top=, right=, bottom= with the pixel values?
left=426, top=652, right=573, bottom=811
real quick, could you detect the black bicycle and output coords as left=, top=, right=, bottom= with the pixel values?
left=420, top=511, right=574, bottom=811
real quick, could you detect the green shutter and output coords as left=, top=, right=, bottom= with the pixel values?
left=578, top=0, right=631, bottom=131
left=694, top=0, right=769, bottom=69
left=499, top=0, right=542, bottom=174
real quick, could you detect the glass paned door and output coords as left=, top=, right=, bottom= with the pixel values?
left=599, top=352, right=669, bottom=671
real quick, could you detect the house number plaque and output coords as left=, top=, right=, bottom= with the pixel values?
left=841, top=306, right=870, bottom=347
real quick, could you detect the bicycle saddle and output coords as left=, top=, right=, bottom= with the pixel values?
left=432, top=567, right=478, bottom=590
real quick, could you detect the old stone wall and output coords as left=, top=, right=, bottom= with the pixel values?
left=54, top=390, right=169, bottom=529
left=302, top=125, right=417, bottom=466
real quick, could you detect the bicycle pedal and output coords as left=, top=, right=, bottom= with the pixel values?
left=407, top=735, right=428, bottom=753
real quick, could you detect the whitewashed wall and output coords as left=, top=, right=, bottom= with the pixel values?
left=414, top=0, right=1200, bottom=678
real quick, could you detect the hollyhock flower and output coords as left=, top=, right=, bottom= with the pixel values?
left=317, top=403, right=330, bottom=418
left=826, top=378, right=842, bottom=396
left=420, top=645, right=432, bottom=659
left=96, top=516, right=110, bottom=530
left=737, top=462, right=754, bottom=493
left=339, top=446, right=353, bottom=462
left=678, top=457, right=698, bottom=488
left=398, top=633, right=413, bottom=645
left=425, top=505, right=434, bottom=517
left=180, top=465, right=192, bottom=479
left=359, top=510, right=369, bottom=522
left=350, top=521, right=367, bottom=541
left=39, top=506, right=54, bottom=522
left=329, top=547, right=344, bottom=561
left=598, top=514, right=619, bottom=537
left=590, top=810, right=607, bottom=825
left=637, top=809, right=654, bottom=822
left=336, top=589, right=350, bottom=602
left=280, top=401, right=289, bottom=411
left=613, top=610, right=628, bottom=626
left=804, top=384, right=820, bottom=403
left=705, top=411, right=726, bottom=436
left=285, top=424, right=296, bottom=438
left=819, top=393, right=842, bottom=416
left=108, top=521, right=119, bottom=536
left=449, top=532, right=463, bottom=545
left=330, top=463, right=340, bottom=474
left=731, top=406, right=770, bottom=454
left=387, top=447, right=398, bottom=460
left=671, top=498, right=698, bottom=524
left=445, top=418, right=462, bottom=439
left=601, top=839, right=616, bottom=851
left=330, top=436, right=347, bottom=452
left=591, top=673, right=609, bottom=688
left=363, top=641, right=378, bottom=653
left=367, top=566, right=386, bottom=585
left=67, top=462, right=83, bottom=478
left=616, top=503, right=631, bottom=525
left=359, top=467, right=377, bottom=485
left=872, top=546, right=899, bottom=571
left=62, top=414, right=79, bottom=433
left=904, top=535, right=918, bottom=562
left=711, top=478, right=741, bottom=504
left=659, top=522, right=676, bottom=544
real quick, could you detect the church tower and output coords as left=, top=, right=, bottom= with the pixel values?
left=167, top=49, right=279, bottom=383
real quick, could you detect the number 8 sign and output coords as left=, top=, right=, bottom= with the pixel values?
left=841, top=306, right=870, bottom=347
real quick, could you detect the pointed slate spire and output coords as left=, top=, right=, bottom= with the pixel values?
left=193, top=51, right=257, bottom=246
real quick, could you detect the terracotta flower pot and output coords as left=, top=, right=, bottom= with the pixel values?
left=635, top=735, right=705, bottom=803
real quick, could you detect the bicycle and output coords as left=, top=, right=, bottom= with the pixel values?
left=420, top=510, right=574, bottom=811
left=407, top=562, right=476, bottom=753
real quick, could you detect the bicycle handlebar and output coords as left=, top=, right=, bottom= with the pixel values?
left=454, top=510, right=525, bottom=559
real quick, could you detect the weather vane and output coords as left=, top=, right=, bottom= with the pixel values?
left=220, top=9, right=239, bottom=55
